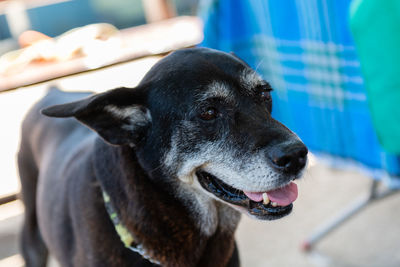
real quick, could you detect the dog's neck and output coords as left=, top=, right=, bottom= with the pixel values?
left=93, top=139, right=241, bottom=267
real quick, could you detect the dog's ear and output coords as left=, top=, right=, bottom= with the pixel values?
left=41, top=87, right=151, bottom=146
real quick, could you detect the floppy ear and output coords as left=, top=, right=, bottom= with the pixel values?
left=41, top=87, right=151, bottom=146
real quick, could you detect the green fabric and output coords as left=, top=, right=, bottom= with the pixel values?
left=102, top=191, right=135, bottom=248
left=102, top=191, right=159, bottom=264
left=350, top=0, right=400, bottom=154
left=115, top=224, right=135, bottom=248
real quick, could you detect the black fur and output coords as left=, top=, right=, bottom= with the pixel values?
left=18, top=48, right=307, bottom=267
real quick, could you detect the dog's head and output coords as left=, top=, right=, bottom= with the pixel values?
left=42, top=48, right=307, bottom=221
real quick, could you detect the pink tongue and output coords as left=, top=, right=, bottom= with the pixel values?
left=243, top=182, right=298, bottom=206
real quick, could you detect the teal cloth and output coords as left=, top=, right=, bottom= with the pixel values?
left=350, top=0, right=400, bottom=154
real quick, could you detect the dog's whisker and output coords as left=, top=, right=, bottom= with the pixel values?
left=148, top=163, right=164, bottom=173
left=255, top=57, right=266, bottom=72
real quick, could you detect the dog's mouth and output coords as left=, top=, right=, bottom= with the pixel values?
left=196, top=171, right=298, bottom=220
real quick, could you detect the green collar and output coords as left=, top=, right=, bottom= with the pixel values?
left=102, top=191, right=160, bottom=265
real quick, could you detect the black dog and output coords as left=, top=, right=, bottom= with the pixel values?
left=18, top=47, right=307, bottom=267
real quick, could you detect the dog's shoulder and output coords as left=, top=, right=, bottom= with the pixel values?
left=40, top=86, right=93, bottom=110
left=20, top=87, right=95, bottom=164
left=23, top=87, right=92, bottom=126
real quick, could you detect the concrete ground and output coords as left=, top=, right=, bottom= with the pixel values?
left=1, top=57, right=400, bottom=267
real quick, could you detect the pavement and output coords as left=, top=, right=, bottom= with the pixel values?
left=1, top=57, right=400, bottom=267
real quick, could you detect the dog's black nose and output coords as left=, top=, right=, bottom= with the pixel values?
left=267, top=142, right=308, bottom=174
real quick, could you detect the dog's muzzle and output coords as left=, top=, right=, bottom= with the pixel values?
left=196, top=144, right=307, bottom=220
left=196, top=171, right=297, bottom=220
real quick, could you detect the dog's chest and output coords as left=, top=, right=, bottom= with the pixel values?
left=176, top=182, right=241, bottom=236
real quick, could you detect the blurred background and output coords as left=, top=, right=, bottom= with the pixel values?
left=1, top=0, right=400, bottom=266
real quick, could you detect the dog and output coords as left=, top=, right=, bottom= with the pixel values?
left=18, top=47, right=308, bottom=267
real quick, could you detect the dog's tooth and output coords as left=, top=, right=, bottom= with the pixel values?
left=262, top=193, right=270, bottom=205
left=271, top=202, right=278, bottom=207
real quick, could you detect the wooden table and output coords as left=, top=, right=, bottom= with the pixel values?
left=0, top=16, right=203, bottom=92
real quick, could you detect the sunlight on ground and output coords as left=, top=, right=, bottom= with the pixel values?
left=0, top=254, right=24, bottom=267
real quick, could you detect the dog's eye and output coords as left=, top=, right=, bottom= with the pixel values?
left=259, top=90, right=271, bottom=102
left=199, top=107, right=218, bottom=121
